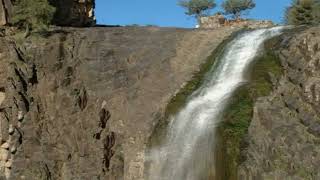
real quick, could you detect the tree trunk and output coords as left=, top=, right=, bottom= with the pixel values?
left=196, top=14, right=201, bottom=27
left=235, top=12, right=241, bottom=21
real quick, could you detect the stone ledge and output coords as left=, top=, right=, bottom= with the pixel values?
left=200, top=14, right=274, bottom=29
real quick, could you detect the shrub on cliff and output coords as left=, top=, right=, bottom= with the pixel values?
left=179, top=0, right=216, bottom=24
left=222, top=0, right=256, bottom=20
left=285, top=0, right=320, bottom=25
left=12, top=0, right=56, bottom=36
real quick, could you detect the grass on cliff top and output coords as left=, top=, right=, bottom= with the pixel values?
left=219, top=47, right=283, bottom=179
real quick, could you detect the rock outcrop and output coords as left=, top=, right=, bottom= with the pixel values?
left=200, top=14, right=227, bottom=29
left=0, top=26, right=237, bottom=179
left=200, top=14, right=274, bottom=29
left=0, top=0, right=12, bottom=25
left=238, top=27, right=320, bottom=179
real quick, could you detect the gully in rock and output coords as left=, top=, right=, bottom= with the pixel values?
left=147, top=27, right=284, bottom=180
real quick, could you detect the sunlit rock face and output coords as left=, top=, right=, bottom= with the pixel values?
left=239, top=27, right=320, bottom=179
left=200, top=14, right=274, bottom=29
left=49, top=0, right=96, bottom=26
left=200, top=14, right=226, bottom=29
left=0, top=26, right=237, bottom=180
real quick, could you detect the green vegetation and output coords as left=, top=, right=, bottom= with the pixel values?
left=147, top=30, right=244, bottom=153
left=12, top=0, right=56, bottom=36
left=164, top=31, right=238, bottom=119
left=285, top=0, right=320, bottom=25
left=219, top=39, right=283, bottom=179
left=148, top=31, right=283, bottom=179
left=145, top=31, right=245, bottom=180
left=218, top=87, right=252, bottom=179
left=178, top=0, right=216, bottom=23
left=222, top=0, right=256, bottom=19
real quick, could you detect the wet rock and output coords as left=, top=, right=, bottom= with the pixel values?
left=239, top=27, right=320, bottom=179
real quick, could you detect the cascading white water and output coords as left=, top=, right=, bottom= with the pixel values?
left=147, top=27, right=283, bottom=180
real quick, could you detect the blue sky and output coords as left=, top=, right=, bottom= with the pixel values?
left=96, top=0, right=292, bottom=28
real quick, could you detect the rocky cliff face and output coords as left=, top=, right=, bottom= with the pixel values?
left=238, top=27, right=320, bottom=179
left=1, top=23, right=319, bottom=180
left=0, top=26, right=236, bottom=180
left=0, top=0, right=12, bottom=25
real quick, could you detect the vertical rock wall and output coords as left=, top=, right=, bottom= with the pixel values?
left=238, top=27, right=320, bottom=179
left=0, top=0, right=12, bottom=25
left=0, top=26, right=237, bottom=180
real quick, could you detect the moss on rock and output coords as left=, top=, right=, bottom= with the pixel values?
left=145, top=30, right=245, bottom=179
left=218, top=39, right=284, bottom=179
left=148, top=30, right=243, bottom=147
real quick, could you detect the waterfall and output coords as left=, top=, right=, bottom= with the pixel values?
left=147, top=27, right=283, bottom=180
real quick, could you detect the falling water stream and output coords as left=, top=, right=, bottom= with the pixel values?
left=147, top=27, right=283, bottom=180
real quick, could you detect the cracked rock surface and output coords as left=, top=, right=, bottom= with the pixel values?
left=0, top=26, right=236, bottom=180
left=239, top=27, right=320, bottom=180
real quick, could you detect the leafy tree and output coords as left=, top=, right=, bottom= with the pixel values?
left=179, top=0, right=216, bottom=23
left=12, top=0, right=56, bottom=36
left=285, top=0, right=320, bottom=25
left=222, top=0, right=256, bottom=20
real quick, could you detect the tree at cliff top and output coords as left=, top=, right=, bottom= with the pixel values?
left=222, top=0, right=256, bottom=20
left=179, top=0, right=216, bottom=24
left=12, top=0, right=55, bottom=36
left=285, top=0, right=320, bottom=25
